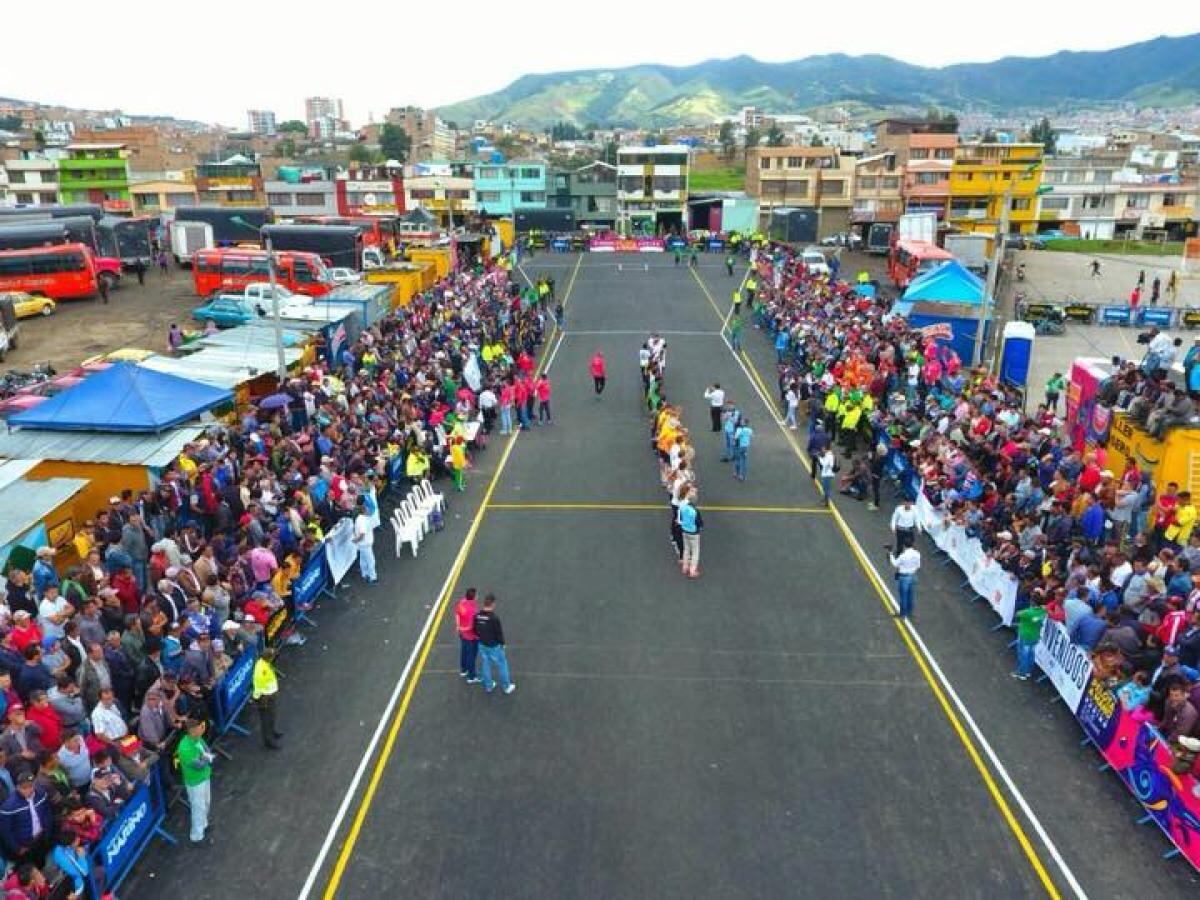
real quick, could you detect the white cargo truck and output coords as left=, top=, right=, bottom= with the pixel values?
left=170, top=219, right=214, bottom=266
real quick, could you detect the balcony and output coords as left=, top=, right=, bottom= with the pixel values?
left=61, top=157, right=125, bottom=168
left=58, top=177, right=129, bottom=191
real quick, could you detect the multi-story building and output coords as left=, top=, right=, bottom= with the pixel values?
left=129, top=177, right=198, bottom=214
left=903, top=132, right=957, bottom=220
left=194, top=156, right=264, bottom=206
left=947, top=142, right=1045, bottom=236
left=1038, top=151, right=1127, bottom=239
left=616, top=145, right=689, bottom=235
left=58, top=143, right=130, bottom=212
left=474, top=160, right=547, bottom=217
left=548, top=161, right=617, bottom=229
left=305, top=97, right=345, bottom=141
left=247, top=110, right=277, bottom=136
left=385, top=107, right=455, bottom=161
left=851, top=152, right=903, bottom=229
left=405, top=175, right=475, bottom=226
left=1, top=159, right=60, bottom=207
left=746, top=146, right=854, bottom=238
left=72, top=126, right=192, bottom=178
left=265, top=178, right=338, bottom=217
left=1113, top=180, right=1199, bottom=241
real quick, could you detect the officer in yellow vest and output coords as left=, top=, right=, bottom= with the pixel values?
left=823, top=387, right=842, bottom=438
left=252, top=648, right=282, bottom=750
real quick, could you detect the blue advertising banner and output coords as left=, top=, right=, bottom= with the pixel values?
left=1138, top=307, right=1174, bottom=328
left=292, top=545, right=328, bottom=611
left=551, top=238, right=570, bottom=252
left=90, top=770, right=167, bottom=893
left=665, top=236, right=688, bottom=250
left=707, top=238, right=725, bottom=252
left=215, top=643, right=259, bottom=735
left=1102, top=306, right=1131, bottom=325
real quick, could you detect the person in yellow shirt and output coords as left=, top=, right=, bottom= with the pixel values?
left=1167, top=491, right=1197, bottom=547
left=177, top=451, right=198, bottom=478
left=252, top=648, right=282, bottom=750
left=72, top=521, right=96, bottom=562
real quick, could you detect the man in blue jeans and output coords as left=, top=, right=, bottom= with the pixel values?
left=733, top=417, right=753, bottom=481
left=473, top=593, right=516, bottom=695
left=888, top=543, right=921, bottom=618
left=1012, top=602, right=1048, bottom=680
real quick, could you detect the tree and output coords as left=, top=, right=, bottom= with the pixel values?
left=765, top=125, right=787, bottom=147
left=1029, top=116, right=1057, bottom=156
left=743, top=127, right=762, bottom=155
left=809, top=133, right=824, bottom=147
left=278, top=120, right=307, bottom=134
left=278, top=137, right=297, bottom=159
left=718, top=121, right=736, bottom=161
left=348, top=142, right=375, bottom=164
left=379, top=123, right=411, bottom=163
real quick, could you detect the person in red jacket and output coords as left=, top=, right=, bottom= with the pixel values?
left=590, top=351, right=607, bottom=396
left=23, top=691, right=62, bottom=753
left=534, top=375, right=552, bottom=425
left=455, top=588, right=480, bottom=683
left=9, top=614, right=42, bottom=656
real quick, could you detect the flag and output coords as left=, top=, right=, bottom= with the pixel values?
left=463, top=353, right=482, bottom=392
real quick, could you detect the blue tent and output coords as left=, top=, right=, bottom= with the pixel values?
left=899, top=259, right=987, bottom=307
left=8, top=362, right=232, bottom=433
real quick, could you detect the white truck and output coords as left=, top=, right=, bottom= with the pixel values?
left=170, top=220, right=214, bottom=266
left=943, top=233, right=991, bottom=277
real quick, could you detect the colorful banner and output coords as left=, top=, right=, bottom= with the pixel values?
left=1034, top=617, right=1093, bottom=713
left=588, top=237, right=666, bottom=253
left=1076, top=679, right=1200, bottom=869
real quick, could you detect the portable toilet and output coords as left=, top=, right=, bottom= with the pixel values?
left=999, top=320, right=1035, bottom=388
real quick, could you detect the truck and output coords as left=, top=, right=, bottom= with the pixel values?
left=896, top=212, right=937, bottom=244
left=768, top=207, right=818, bottom=245
left=865, top=222, right=894, bottom=255
left=174, top=205, right=272, bottom=245
left=261, top=224, right=369, bottom=270
left=943, top=233, right=991, bottom=277
left=170, top=220, right=214, bottom=266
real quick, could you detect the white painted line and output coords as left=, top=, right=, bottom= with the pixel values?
left=567, top=329, right=722, bottom=336
left=710, top=293, right=1088, bottom=900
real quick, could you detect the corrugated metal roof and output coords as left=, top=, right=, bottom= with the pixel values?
left=0, top=459, right=40, bottom=491
left=0, top=477, right=89, bottom=547
left=0, top=426, right=203, bottom=467
left=139, top=346, right=303, bottom=388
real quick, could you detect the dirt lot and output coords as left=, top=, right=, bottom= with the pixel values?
left=3, top=265, right=201, bottom=373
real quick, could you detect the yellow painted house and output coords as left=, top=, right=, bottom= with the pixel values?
left=948, top=142, right=1045, bottom=235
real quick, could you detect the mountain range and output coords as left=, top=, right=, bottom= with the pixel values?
left=437, top=33, right=1200, bottom=128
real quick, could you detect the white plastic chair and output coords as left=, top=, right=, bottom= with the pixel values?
left=391, top=508, right=422, bottom=557
left=403, top=494, right=429, bottom=536
left=420, top=478, right=445, bottom=517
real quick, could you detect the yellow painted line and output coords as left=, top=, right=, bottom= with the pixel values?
left=488, top=502, right=828, bottom=513
left=692, top=272, right=1064, bottom=899
left=321, top=254, right=584, bottom=899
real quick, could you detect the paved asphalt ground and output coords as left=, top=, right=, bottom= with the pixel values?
left=128, top=253, right=1200, bottom=899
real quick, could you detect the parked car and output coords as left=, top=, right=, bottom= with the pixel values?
left=801, top=246, right=831, bottom=276
left=191, top=296, right=265, bottom=328
left=4, top=291, right=56, bottom=318
left=328, top=267, right=362, bottom=285
left=820, top=231, right=861, bottom=249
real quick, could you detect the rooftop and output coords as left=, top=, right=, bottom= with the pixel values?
left=0, top=475, right=89, bottom=548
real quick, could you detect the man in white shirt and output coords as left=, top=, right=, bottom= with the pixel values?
left=37, top=586, right=72, bottom=641
left=478, top=386, right=498, bottom=434
left=353, top=497, right=377, bottom=584
left=91, top=689, right=129, bottom=743
left=703, top=383, right=725, bottom=432
left=784, top=384, right=799, bottom=430
left=890, top=498, right=922, bottom=551
left=889, top=545, right=922, bottom=619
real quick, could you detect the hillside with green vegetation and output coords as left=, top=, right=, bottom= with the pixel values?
left=439, top=33, right=1200, bottom=128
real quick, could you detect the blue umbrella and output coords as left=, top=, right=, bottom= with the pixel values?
left=258, top=393, right=292, bottom=410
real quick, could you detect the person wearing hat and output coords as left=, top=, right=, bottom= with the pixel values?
left=175, top=717, right=215, bottom=844
left=0, top=770, right=52, bottom=865
left=352, top=497, right=378, bottom=584
left=252, top=647, right=283, bottom=751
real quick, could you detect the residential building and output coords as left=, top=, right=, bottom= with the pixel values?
left=265, top=179, right=338, bottom=217
left=548, top=161, right=617, bottom=229
left=873, top=118, right=958, bottom=165
left=194, top=156, right=264, bottom=206
left=129, top=178, right=198, bottom=214
left=852, top=152, right=903, bottom=228
left=1039, top=151, right=1127, bottom=239
left=339, top=166, right=407, bottom=217
left=474, top=160, right=547, bottom=217
left=746, top=146, right=854, bottom=238
left=1113, top=180, right=1199, bottom=241
left=903, top=132, right=957, bottom=220
left=305, top=97, right=345, bottom=141
left=947, top=142, right=1045, bottom=236
left=616, top=145, right=690, bottom=235
left=405, top=175, right=475, bottom=226
left=58, top=143, right=131, bottom=212
left=385, top=107, right=455, bottom=161
left=73, top=126, right=192, bottom=177
left=247, top=110, right=277, bottom=136
left=1, top=158, right=59, bottom=207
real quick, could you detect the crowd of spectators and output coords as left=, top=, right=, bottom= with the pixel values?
left=0, top=255, right=545, bottom=893
left=750, top=240, right=1200, bottom=773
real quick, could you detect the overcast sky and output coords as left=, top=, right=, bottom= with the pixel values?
left=5, top=1, right=1199, bottom=127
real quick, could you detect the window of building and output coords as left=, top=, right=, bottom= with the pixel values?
left=1011, top=198, right=1031, bottom=211
left=295, top=193, right=327, bottom=206
left=1041, top=196, right=1070, bottom=210
left=1164, top=193, right=1183, bottom=207
left=6, top=172, right=24, bottom=184
left=618, top=176, right=643, bottom=193
left=934, top=148, right=954, bottom=160
left=15, top=192, right=33, bottom=205
left=477, top=191, right=501, bottom=203
left=915, top=173, right=940, bottom=186
left=858, top=176, right=877, bottom=189
left=909, top=148, right=929, bottom=160
left=786, top=157, right=803, bottom=169
left=554, top=175, right=568, bottom=190
left=1126, top=193, right=1149, bottom=209
left=446, top=189, right=470, bottom=200
left=519, top=167, right=540, bottom=180
left=959, top=172, right=974, bottom=181
left=478, top=167, right=501, bottom=180
left=652, top=177, right=681, bottom=193
left=520, top=191, right=545, bottom=203
left=822, top=179, right=845, bottom=196
left=168, top=193, right=195, bottom=207
left=760, top=156, right=771, bottom=170
left=882, top=176, right=899, bottom=190
left=1083, top=195, right=1106, bottom=210
left=267, top=192, right=293, bottom=205
left=410, top=189, right=435, bottom=200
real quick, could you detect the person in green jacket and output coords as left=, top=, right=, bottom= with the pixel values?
left=729, top=314, right=744, bottom=351
left=1045, top=372, right=1066, bottom=413
left=176, top=717, right=215, bottom=843
left=1012, top=602, right=1048, bottom=681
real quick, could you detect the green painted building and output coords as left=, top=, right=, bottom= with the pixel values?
left=58, top=143, right=132, bottom=213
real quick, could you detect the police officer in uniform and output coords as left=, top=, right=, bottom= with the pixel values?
left=252, top=648, right=283, bottom=750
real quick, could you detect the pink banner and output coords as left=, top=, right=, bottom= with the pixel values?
left=588, top=237, right=665, bottom=253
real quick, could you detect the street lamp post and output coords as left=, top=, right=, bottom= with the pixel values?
left=232, top=216, right=288, bottom=382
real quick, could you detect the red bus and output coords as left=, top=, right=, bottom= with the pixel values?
left=192, top=247, right=333, bottom=298
left=0, top=243, right=98, bottom=300
left=888, top=238, right=953, bottom=289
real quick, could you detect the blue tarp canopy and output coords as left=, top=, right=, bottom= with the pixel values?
left=900, top=260, right=987, bottom=307
left=8, top=362, right=232, bottom=433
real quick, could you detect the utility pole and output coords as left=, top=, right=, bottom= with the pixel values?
left=264, top=230, right=288, bottom=382
left=979, top=183, right=1011, bottom=368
